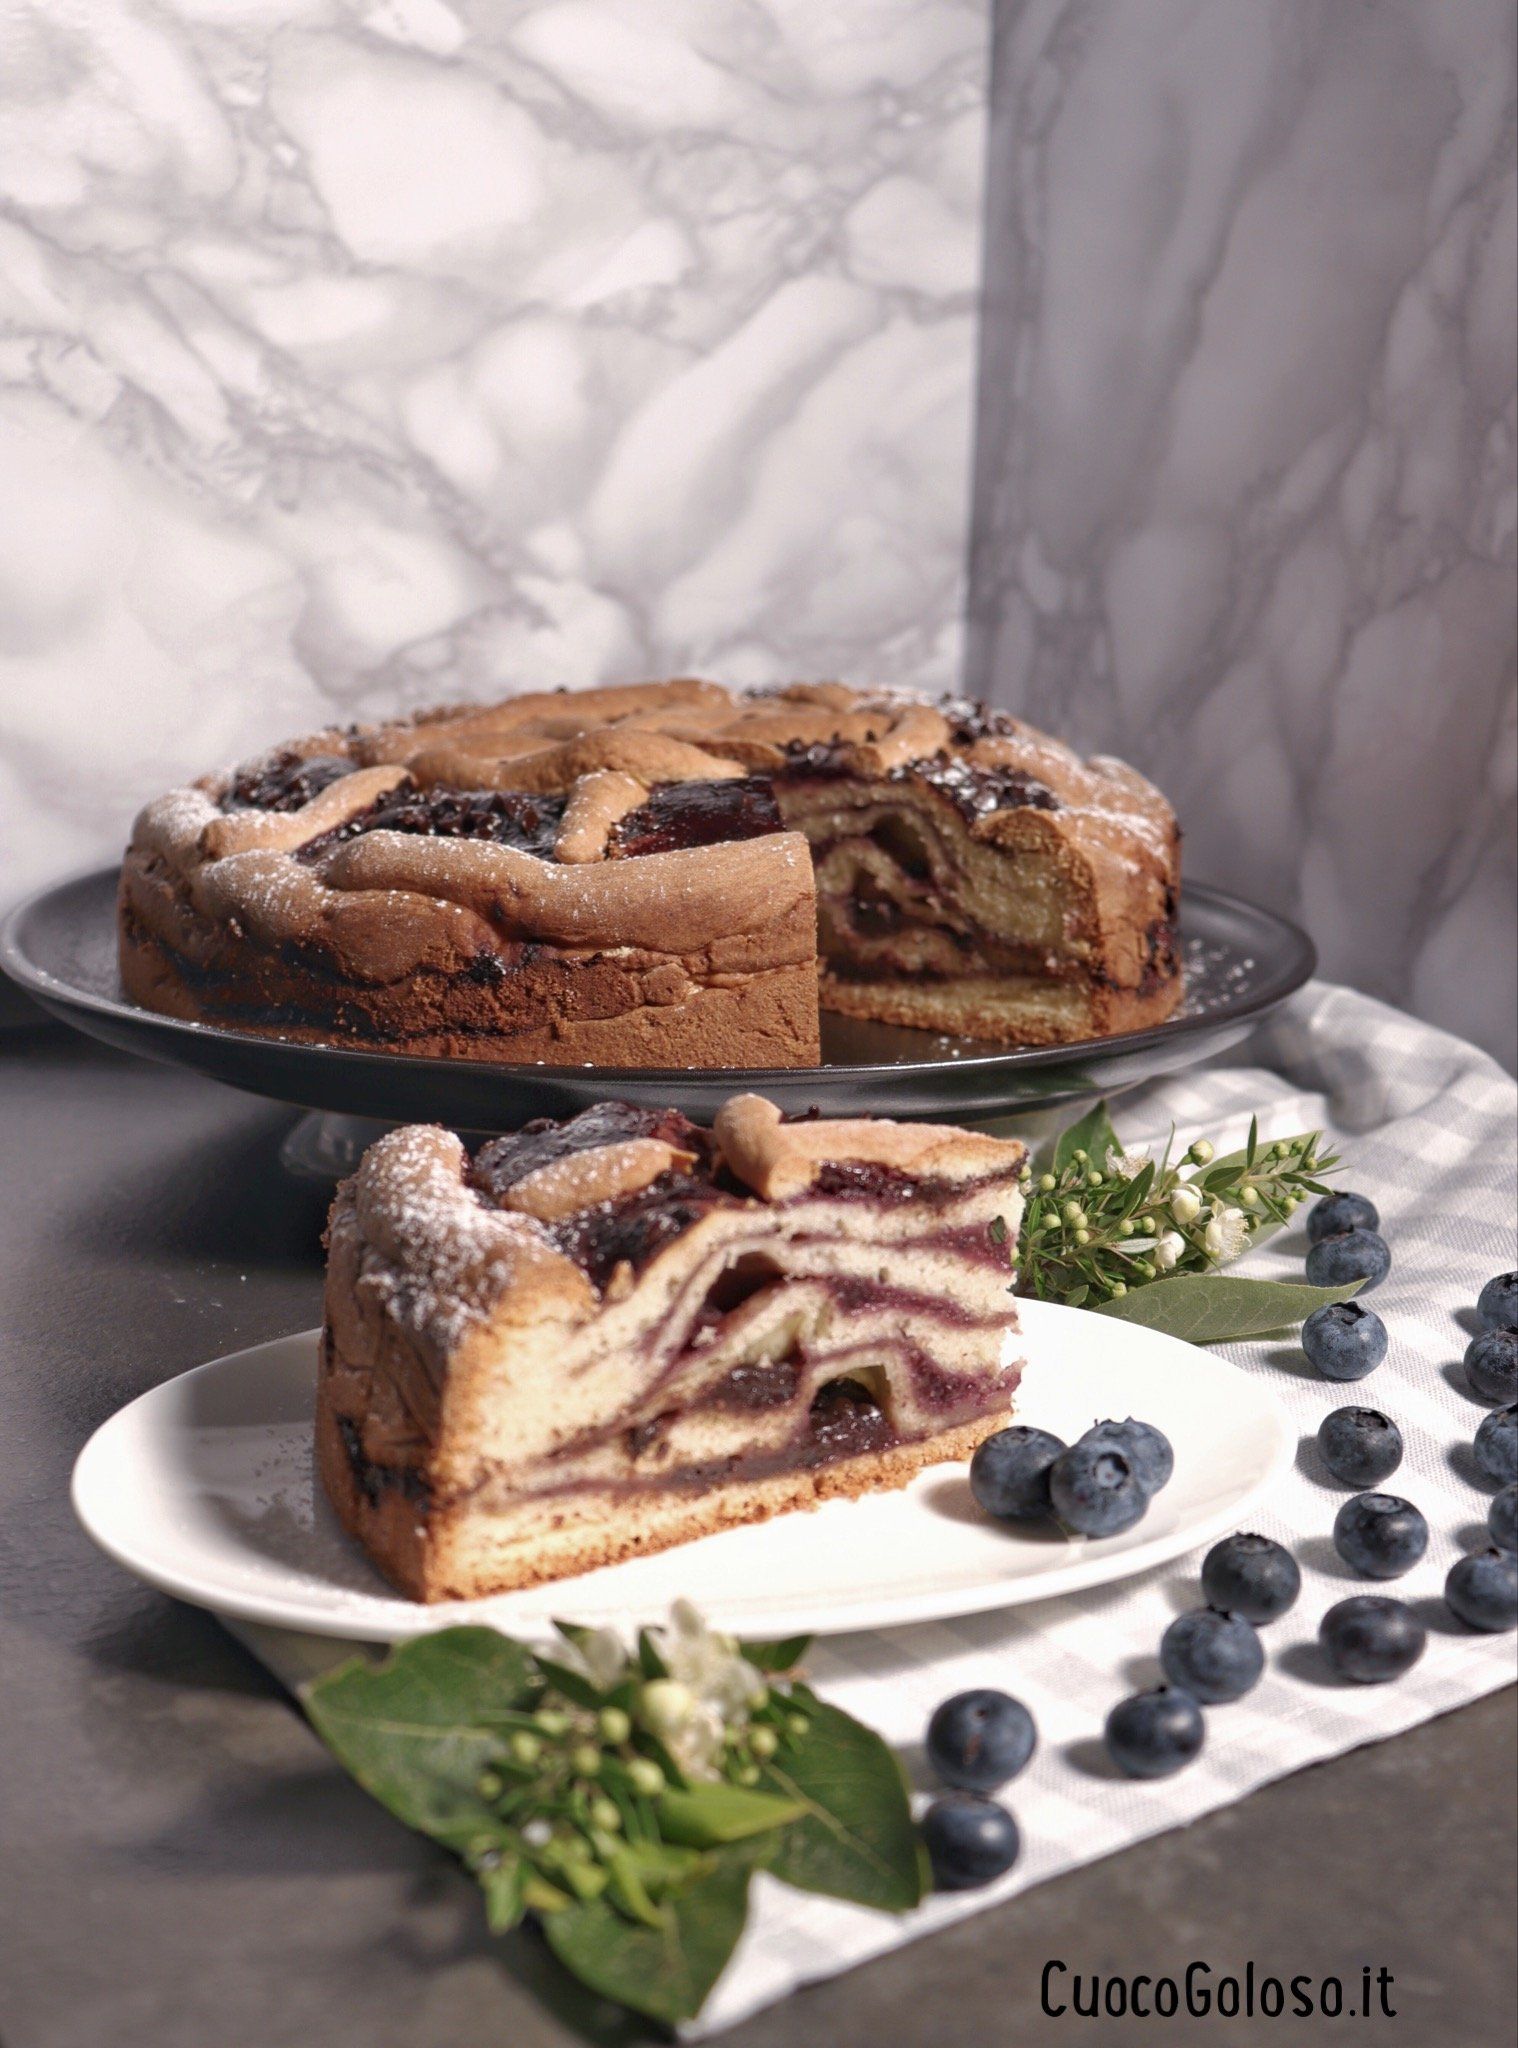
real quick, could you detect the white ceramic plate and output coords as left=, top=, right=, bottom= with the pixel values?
left=72, top=1302, right=1292, bottom=1643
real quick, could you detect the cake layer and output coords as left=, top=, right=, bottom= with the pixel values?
left=119, top=679, right=1181, bottom=1061
left=317, top=1095, right=1028, bottom=1600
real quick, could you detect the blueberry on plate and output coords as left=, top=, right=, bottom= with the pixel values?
left=1488, top=1483, right=1518, bottom=1553
left=1047, top=1438, right=1149, bottom=1537
left=1317, top=1406, right=1404, bottom=1488
left=925, top=1689, right=1036, bottom=1793
left=1476, top=1271, right=1518, bottom=1333
left=1464, top=1330, right=1518, bottom=1406
left=1301, top=1301, right=1389, bottom=1381
left=921, top=1793, right=1021, bottom=1890
left=1081, top=1417, right=1174, bottom=1496
left=1319, top=1596, right=1427, bottom=1683
left=1200, top=1533, right=1301, bottom=1624
left=1307, top=1191, right=1380, bottom=1245
left=1158, top=1608, right=1265, bottom=1703
left=968, top=1425, right=1066, bottom=1523
left=1305, top=1229, right=1392, bottom=1293
left=1332, top=1493, right=1429, bottom=1579
left=1103, top=1687, right=1205, bottom=1779
left=1444, top=1548, right=1518, bottom=1632
left=1473, top=1403, right=1518, bottom=1487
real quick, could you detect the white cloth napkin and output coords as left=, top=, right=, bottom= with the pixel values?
left=238, top=981, right=1518, bottom=2036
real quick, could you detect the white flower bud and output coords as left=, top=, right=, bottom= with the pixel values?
left=1170, top=1186, right=1202, bottom=1225
left=1153, top=1231, right=1185, bottom=1272
left=639, top=1679, right=696, bottom=1737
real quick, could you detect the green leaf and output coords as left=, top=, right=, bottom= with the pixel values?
left=657, top=1781, right=805, bottom=1847
left=542, top=1851, right=754, bottom=2027
left=1089, top=1272, right=1363, bottom=1343
left=636, top=1628, right=669, bottom=1680
left=757, top=1691, right=926, bottom=1912
left=1044, top=1100, right=1120, bottom=1175
left=477, top=1853, right=527, bottom=1933
left=739, top=1633, right=813, bottom=1674
left=528, top=1654, right=603, bottom=1709
left=303, top=1628, right=534, bottom=1852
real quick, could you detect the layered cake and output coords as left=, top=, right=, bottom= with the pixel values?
left=318, top=1094, right=1028, bottom=1600
left=119, top=680, right=1181, bottom=1063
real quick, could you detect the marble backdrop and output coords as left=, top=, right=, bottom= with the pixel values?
left=969, top=0, right=1518, bottom=1070
left=0, top=0, right=989, bottom=884
left=2, top=1, right=1514, bottom=1069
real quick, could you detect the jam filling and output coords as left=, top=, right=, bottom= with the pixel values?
left=226, top=749, right=354, bottom=812
left=470, top=1102, right=710, bottom=1202
left=545, top=1174, right=738, bottom=1293
left=298, top=784, right=568, bottom=863
left=777, top=739, right=1059, bottom=822
left=336, top=1416, right=429, bottom=1508
left=608, top=776, right=783, bottom=859
left=806, top=1379, right=895, bottom=1461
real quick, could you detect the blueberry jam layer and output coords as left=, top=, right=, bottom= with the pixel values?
left=470, top=1102, right=711, bottom=1202
left=607, top=776, right=783, bottom=858
left=299, top=784, right=567, bottom=863
left=777, top=741, right=1059, bottom=822
left=226, top=750, right=354, bottom=812
left=545, top=1174, right=739, bottom=1292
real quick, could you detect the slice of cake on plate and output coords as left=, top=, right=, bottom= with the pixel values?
left=318, top=1095, right=1028, bottom=1601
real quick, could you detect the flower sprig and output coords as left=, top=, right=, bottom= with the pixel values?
left=464, top=1602, right=816, bottom=1929
left=1006, top=1103, right=1340, bottom=1310
left=304, top=1605, right=923, bottom=2024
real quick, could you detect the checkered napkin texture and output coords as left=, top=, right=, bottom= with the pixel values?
left=240, top=980, right=1518, bottom=2037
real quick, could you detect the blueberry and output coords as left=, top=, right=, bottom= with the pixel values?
left=1103, top=1687, right=1205, bottom=1779
left=1488, top=1484, right=1518, bottom=1553
left=925, top=1689, right=1036, bottom=1793
left=1301, top=1301, right=1389, bottom=1381
left=1081, top=1418, right=1174, bottom=1496
left=1476, top=1271, right=1518, bottom=1333
left=921, top=1793, right=1021, bottom=1890
left=1316, top=1407, right=1404, bottom=1488
left=1047, top=1439, right=1148, bottom=1537
left=969, top=1425, right=1066, bottom=1523
left=1200, top=1533, right=1301, bottom=1624
left=1307, top=1191, right=1380, bottom=1245
left=1319, top=1596, right=1427, bottom=1683
left=1444, top=1548, right=1518, bottom=1632
left=1158, top=1608, right=1264, bottom=1703
left=1305, top=1229, right=1391, bottom=1293
left=1464, top=1329, right=1518, bottom=1406
left=1332, top=1493, right=1429, bottom=1578
left=1473, top=1404, right=1518, bottom=1487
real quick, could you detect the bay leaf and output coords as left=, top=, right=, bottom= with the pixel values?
left=757, top=1691, right=926, bottom=1911
left=1089, top=1271, right=1362, bottom=1343
left=303, top=1627, right=534, bottom=1853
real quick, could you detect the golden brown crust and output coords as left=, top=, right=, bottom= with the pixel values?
left=119, top=677, right=1180, bottom=1062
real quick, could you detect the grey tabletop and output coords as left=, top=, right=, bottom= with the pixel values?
left=1, top=1024, right=1513, bottom=2048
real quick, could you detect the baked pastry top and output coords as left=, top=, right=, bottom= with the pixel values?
left=318, top=1094, right=1029, bottom=1601
left=119, top=678, right=1181, bottom=1064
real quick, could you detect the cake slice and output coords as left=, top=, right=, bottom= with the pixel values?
left=318, top=1095, right=1028, bottom=1601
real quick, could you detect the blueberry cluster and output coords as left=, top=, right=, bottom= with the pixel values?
left=940, top=1222, right=1517, bottom=1827
left=1447, top=1268, right=1518, bottom=1632
left=919, top=1690, right=1034, bottom=1889
left=1103, top=1533, right=1297, bottom=1777
left=969, top=1416, right=1174, bottom=1539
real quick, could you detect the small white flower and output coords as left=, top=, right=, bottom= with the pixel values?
left=1115, top=1147, right=1153, bottom=1179
left=575, top=1628, right=630, bottom=1691
left=1153, top=1231, right=1185, bottom=1272
left=522, top=1819, right=553, bottom=1848
left=1203, top=1206, right=1249, bottom=1261
left=1170, top=1186, right=1202, bottom=1226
